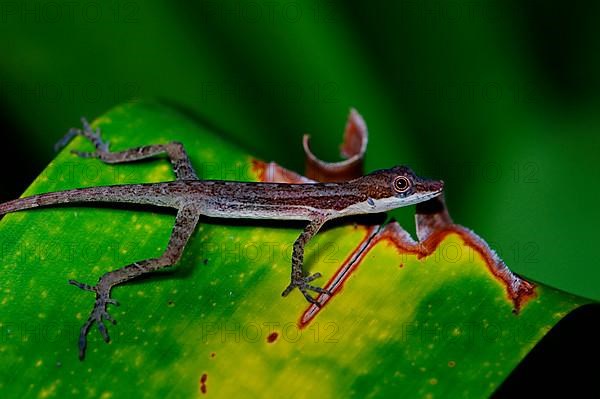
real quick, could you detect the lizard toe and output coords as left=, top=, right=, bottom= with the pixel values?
left=68, top=279, right=96, bottom=293
left=282, top=273, right=329, bottom=305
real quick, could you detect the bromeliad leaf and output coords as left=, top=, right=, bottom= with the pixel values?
left=0, top=101, right=592, bottom=398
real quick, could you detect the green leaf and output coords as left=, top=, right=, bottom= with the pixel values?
left=0, top=101, right=591, bottom=398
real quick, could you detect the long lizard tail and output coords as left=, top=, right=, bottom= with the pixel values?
left=0, top=183, right=185, bottom=216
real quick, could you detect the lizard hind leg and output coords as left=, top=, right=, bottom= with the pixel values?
left=69, top=205, right=200, bottom=360
left=67, top=279, right=119, bottom=356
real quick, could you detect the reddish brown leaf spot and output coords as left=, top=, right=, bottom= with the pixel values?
left=200, top=373, right=208, bottom=394
left=267, top=332, right=279, bottom=343
left=210, top=352, right=216, bottom=358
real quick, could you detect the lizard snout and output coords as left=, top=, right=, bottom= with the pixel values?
left=418, top=178, right=444, bottom=194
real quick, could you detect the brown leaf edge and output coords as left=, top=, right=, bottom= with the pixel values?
left=303, top=107, right=368, bottom=182
left=252, top=108, right=536, bottom=325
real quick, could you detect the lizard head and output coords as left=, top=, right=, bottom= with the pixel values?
left=361, top=165, right=444, bottom=209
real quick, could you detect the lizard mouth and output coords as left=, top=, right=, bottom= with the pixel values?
left=396, top=178, right=444, bottom=207
left=417, top=178, right=444, bottom=196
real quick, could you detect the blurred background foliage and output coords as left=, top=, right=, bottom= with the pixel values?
left=0, top=0, right=598, bottom=303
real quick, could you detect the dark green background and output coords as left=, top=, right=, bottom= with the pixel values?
left=0, top=0, right=598, bottom=301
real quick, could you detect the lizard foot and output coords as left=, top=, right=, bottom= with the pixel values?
left=69, top=279, right=119, bottom=360
left=54, top=117, right=110, bottom=157
left=281, top=272, right=332, bottom=306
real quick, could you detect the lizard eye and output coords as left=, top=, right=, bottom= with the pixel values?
left=393, top=176, right=411, bottom=193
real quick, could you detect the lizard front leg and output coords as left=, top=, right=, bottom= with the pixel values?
left=281, top=214, right=332, bottom=305
left=56, top=117, right=198, bottom=180
left=69, top=205, right=200, bottom=359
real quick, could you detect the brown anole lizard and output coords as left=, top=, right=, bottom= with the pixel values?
left=0, top=119, right=444, bottom=359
